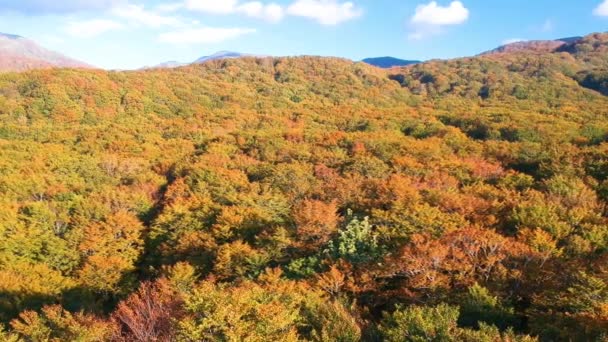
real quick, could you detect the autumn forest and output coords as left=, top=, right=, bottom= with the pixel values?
left=1, top=32, right=608, bottom=341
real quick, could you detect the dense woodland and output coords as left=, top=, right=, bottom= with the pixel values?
left=0, top=33, right=608, bottom=341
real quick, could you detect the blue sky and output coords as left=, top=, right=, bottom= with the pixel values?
left=0, top=0, right=607, bottom=70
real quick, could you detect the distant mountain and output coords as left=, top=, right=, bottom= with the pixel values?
left=0, top=32, right=91, bottom=72
left=152, top=53, right=419, bottom=71
left=148, top=51, right=263, bottom=69
left=154, top=61, right=187, bottom=69
left=556, top=36, right=584, bottom=44
left=480, top=36, right=583, bottom=55
left=362, top=57, right=420, bottom=68
left=194, top=51, right=262, bottom=64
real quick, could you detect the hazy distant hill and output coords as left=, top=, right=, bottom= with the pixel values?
left=362, top=56, right=420, bottom=68
left=150, top=51, right=262, bottom=69
left=194, top=51, right=262, bottom=64
left=153, top=52, right=418, bottom=70
left=0, top=32, right=91, bottom=72
left=154, top=61, right=187, bottom=68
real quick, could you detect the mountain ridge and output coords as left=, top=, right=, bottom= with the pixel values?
left=0, top=32, right=91, bottom=72
left=0, top=33, right=23, bottom=40
left=147, top=51, right=264, bottom=69
left=480, top=36, right=583, bottom=55
left=0, top=32, right=604, bottom=73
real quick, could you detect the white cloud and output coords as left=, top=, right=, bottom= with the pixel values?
left=184, top=0, right=284, bottom=22
left=0, top=0, right=124, bottom=14
left=112, top=3, right=182, bottom=27
left=408, top=1, right=469, bottom=40
left=184, top=0, right=239, bottom=14
left=540, top=19, right=554, bottom=32
left=156, top=2, right=184, bottom=12
left=408, top=26, right=441, bottom=40
left=158, top=27, right=256, bottom=44
left=237, top=2, right=284, bottom=22
left=181, top=0, right=361, bottom=25
left=411, top=1, right=468, bottom=26
left=287, top=0, right=362, bottom=25
left=594, top=0, right=608, bottom=16
left=65, top=19, right=124, bottom=38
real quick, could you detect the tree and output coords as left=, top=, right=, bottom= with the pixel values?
left=112, top=280, right=182, bottom=342
left=293, top=199, right=339, bottom=250
left=379, top=304, right=535, bottom=342
left=77, top=211, right=144, bottom=295
left=11, top=305, right=115, bottom=342
left=458, top=284, right=519, bottom=330
left=326, top=211, right=381, bottom=264
left=379, top=304, right=461, bottom=342
left=176, top=270, right=303, bottom=341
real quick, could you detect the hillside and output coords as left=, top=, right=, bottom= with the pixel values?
left=0, top=33, right=608, bottom=341
left=480, top=36, right=583, bottom=55
left=0, top=33, right=90, bottom=72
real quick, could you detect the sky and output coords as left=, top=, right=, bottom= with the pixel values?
left=0, top=0, right=607, bottom=70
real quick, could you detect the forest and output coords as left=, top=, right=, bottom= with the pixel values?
left=0, top=33, right=608, bottom=341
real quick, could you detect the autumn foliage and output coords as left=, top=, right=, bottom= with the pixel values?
left=1, top=33, right=608, bottom=340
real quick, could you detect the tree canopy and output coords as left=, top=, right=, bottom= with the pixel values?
left=2, top=33, right=608, bottom=341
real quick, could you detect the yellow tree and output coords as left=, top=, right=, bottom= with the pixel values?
left=77, top=211, right=144, bottom=294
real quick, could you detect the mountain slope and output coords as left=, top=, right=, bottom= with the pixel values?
left=0, top=33, right=90, bottom=72
left=388, top=32, right=608, bottom=102
left=362, top=56, right=420, bottom=68
left=480, top=36, right=583, bottom=55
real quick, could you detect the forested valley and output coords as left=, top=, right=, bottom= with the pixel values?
left=1, top=33, right=608, bottom=341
